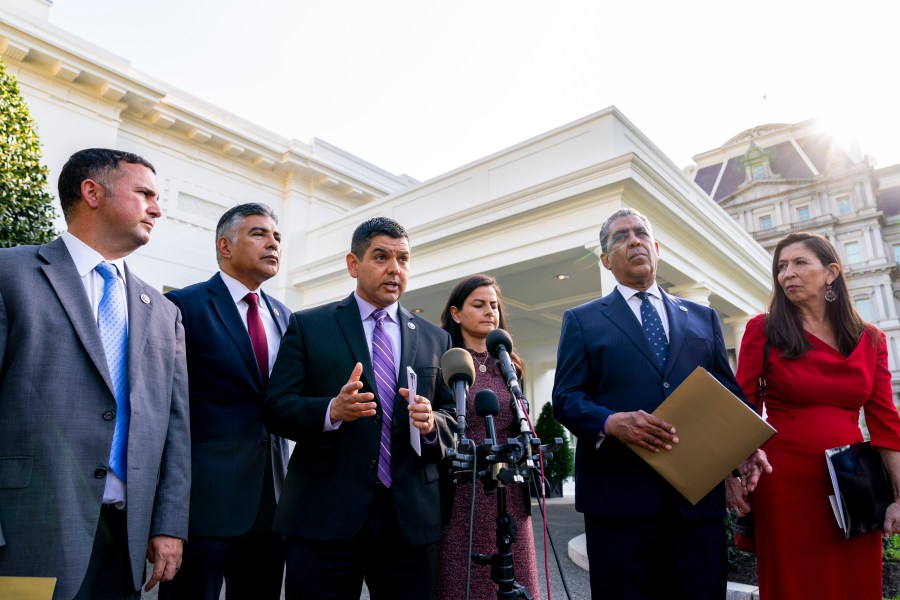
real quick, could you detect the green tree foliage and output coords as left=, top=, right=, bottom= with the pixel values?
left=0, top=58, right=57, bottom=248
left=534, top=401, right=574, bottom=483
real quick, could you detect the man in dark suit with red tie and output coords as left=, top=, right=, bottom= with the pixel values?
left=162, top=203, right=291, bottom=600
left=263, top=217, right=456, bottom=600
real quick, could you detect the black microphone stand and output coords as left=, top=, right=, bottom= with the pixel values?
left=471, top=472, right=533, bottom=599
left=448, top=389, right=562, bottom=600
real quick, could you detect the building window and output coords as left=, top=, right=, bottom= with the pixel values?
left=752, top=163, right=767, bottom=181
left=844, top=241, right=861, bottom=264
left=758, top=215, right=773, bottom=230
left=855, top=298, right=874, bottom=322
left=796, top=206, right=811, bottom=222
left=893, top=244, right=900, bottom=265
left=836, top=196, right=851, bottom=215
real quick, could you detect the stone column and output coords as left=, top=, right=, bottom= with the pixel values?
left=668, top=282, right=712, bottom=307
left=588, top=242, right=618, bottom=297
left=725, top=315, right=754, bottom=367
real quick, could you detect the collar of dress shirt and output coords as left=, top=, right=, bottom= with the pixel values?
left=219, top=270, right=261, bottom=305
left=61, top=231, right=127, bottom=283
left=616, top=281, right=663, bottom=302
left=353, top=291, right=400, bottom=323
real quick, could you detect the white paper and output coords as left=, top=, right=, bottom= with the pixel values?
left=407, top=366, right=421, bottom=456
left=825, top=446, right=848, bottom=531
left=828, top=495, right=844, bottom=529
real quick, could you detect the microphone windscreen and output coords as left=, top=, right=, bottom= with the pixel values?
left=474, top=390, right=500, bottom=417
left=441, top=348, right=476, bottom=386
left=485, top=328, right=513, bottom=359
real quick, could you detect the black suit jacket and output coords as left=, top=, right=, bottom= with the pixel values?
left=552, top=288, right=745, bottom=520
left=165, top=273, right=291, bottom=537
left=262, top=293, right=456, bottom=546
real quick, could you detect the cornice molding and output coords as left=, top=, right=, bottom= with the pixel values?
left=0, top=11, right=410, bottom=204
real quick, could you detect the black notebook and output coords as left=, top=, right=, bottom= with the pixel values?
left=825, top=441, right=893, bottom=539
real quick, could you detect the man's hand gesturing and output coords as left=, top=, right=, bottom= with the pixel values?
left=329, top=362, right=377, bottom=425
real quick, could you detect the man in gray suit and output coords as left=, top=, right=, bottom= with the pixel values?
left=0, top=148, right=190, bottom=600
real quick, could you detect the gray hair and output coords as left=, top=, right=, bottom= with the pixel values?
left=215, top=202, right=278, bottom=263
left=598, top=207, right=654, bottom=254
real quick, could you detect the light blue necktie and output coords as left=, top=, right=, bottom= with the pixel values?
left=96, top=261, right=130, bottom=482
left=637, top=291, right=668, bottom=370
left=371, top=309, right=396, bottom=487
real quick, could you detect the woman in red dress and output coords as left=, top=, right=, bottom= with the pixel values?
left=435, top=274, right=539, bottom=600
left=735, top=232, right=900, bottom=599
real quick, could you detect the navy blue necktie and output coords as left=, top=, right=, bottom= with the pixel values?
left=96, top=261, right=130, bottom=481
left=637, top=291, right=668, bottom=370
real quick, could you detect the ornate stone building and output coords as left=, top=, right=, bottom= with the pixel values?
left=1, top=0, right=774, bottom=411
left=688, top=120, right=900, bottom=397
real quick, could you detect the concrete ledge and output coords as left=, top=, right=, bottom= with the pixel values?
left=567, top=534, right=759, bottom=599
left=567, top=533, right=590, bottom=571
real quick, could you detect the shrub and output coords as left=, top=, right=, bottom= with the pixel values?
left=0, top=58, right=57, bottom=248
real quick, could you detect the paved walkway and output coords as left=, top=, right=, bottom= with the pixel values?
left=142, top=492, right=758, bottom=599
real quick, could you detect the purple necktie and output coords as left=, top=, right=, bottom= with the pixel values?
left=372, top=309, right=396, bottom=487
left=244, top=293, right=269, bottom=385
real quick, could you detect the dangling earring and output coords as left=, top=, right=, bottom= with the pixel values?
left=824, top=283, right=837, bottom=303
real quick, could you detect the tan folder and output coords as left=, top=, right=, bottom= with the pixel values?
left=0, top=577, right=56, bottom=600
left=628, top=366, right=776, bottom=504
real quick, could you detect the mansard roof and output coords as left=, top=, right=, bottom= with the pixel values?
left=691, top=121, right=853, bottom=202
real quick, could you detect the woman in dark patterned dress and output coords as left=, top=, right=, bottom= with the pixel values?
left=435, top=274, right=539, bottom=600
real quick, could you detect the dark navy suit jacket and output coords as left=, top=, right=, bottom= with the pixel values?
left=552, top=287, right=745, bottom=520
left=165, top=273, right=291, bottom=537
left=262, top=293, right=456, bottom=546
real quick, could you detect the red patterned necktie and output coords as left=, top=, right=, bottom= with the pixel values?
left=244, top=292, right=269, bottom=385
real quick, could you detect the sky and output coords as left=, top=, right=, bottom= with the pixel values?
left=49, top=0, right=899, bottom=182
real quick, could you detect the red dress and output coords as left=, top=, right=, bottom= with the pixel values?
left=435, top=350, right=539, bottom=600
left=736, top=314, right=900, bottom=599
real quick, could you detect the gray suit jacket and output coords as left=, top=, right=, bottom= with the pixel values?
left=0, top=237, right=191, bottom=600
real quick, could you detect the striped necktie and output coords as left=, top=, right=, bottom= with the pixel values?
left=371, top=309, right=396, bottom=487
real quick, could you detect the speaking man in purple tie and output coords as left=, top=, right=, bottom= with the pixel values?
left=0, top=148, right=190, bottom=600
left=263, top=217, right=456, bottom=600
left=161, top=203, right=291, bottom=600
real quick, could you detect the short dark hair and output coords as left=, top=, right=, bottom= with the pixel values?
left=599, top=207, right=654, bottom=254
left=57, top=148, right=156, bottom=220
left=215, top=202, right=279, bottom=263
left=766, top=231, right=871, bottom=358
left=350, top=217, right=408, bottom=257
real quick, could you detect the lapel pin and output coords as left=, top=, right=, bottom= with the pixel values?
left=407, top=322, right=416, bottom=330
left=679, top=305, right=688, bottom=312
left=274, top=308, right=280, bottom=317
left=140, top=293, right=151, bottom=304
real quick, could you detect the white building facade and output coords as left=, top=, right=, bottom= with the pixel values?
left=689, top=121, right=900, bottom=398
left=2, top=0, right=772, bottom=413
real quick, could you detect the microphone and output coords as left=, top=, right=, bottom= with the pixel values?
left=441, top=348, right=476, bottom=441
left=474, top=389, right=500, bottom=446
left=486, top=329, right=523, bottom=400
left=486, top=329, right=531, bottom=436
left=474, top=390, right=502, bottom=484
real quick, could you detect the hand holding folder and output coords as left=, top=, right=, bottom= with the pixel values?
left=825, top=441, right=893, bottom=538
left=628, top=367, right=776, bottom=505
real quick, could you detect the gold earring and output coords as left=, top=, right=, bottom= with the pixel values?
left=824, top=283, right=837, bottom=303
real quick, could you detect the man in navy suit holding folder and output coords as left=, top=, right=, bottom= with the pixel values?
left=552, top=207, right=769, bottom=599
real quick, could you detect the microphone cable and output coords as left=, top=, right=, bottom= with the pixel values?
left=513, top=393, right=573, bottom=600
left=464, top=441, right=478, bottom=600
